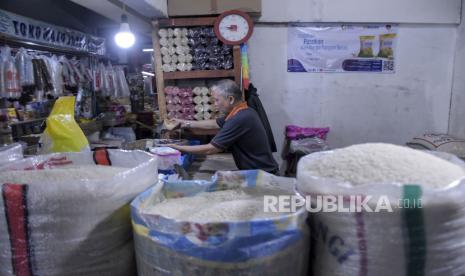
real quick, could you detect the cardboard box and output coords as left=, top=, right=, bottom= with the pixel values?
left=168, top=0, right=261, bottom=16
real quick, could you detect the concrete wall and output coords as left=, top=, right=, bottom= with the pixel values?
left=247, top=0, right=461, bottom=159
left=449, top=0, right=465, bottom=138
left=259, top=0, right=461, bottom=24
left=249, top=25, right=456, bottom=153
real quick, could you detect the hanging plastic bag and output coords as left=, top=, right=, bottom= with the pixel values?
left=59, top=56, right=70, bottom=86
left=92, top=67, right=101, bottom=92
left=2, top=46, right=21, bottom=98
left=106, top=64, right=118, bottom=97
left=102, top=64, right=111, bottom=96
left=39, top=58, right=54, bottom=93
left=69, top=58, right=84, bottom=84
left=115, top=66, right=130, bottom=97
left=101, top=63, right=112, bottom=97
left=79, top=61, right=92, bottom=83
left=110, top=65, right=118, bottom=97
left=40, top=96, right=89, bottom=153
left=114, top=66, right=122, bottom=97
left=15, top=48, right=30, bottom=86
left=0, top=48, right=5, bottom=98
left=31, top=58, right=53, bottom=101
left=32, top=58, right=44, bottom=101
left=25, top=53, right=35, bottom=86
left=96, top=62, right=107, bottom=94
left=47, top=55, right=63, bottom=97
left=59, top=56, right=77, bottom=87
left=4, top=59, right=21, bottom=98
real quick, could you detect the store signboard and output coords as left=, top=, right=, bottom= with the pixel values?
left=288, top=24, right=397, bottom=73
left=0, top=9, right=106, bottom=55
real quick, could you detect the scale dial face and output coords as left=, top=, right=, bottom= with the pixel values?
left=214, top=10, right=254, bottom=45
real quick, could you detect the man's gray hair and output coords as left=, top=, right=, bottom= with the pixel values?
left=211, top=79, right=242, bottom=101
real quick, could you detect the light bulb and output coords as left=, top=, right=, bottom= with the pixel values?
left=115, top=31, right=135, bottom=48
left=114, top=15, right=135, bottom=48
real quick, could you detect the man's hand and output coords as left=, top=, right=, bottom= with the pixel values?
left=172, top=119, right=193, bottom=129
left=165, top=119, right=220, bottom=131
left=165, top=143, right=180, bottom=150
left=163, top=119, right=181, bottom=130
left=164, top=143, right=222, bottom=155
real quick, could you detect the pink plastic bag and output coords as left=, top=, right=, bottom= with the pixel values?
left=285, top=125, right=330, bottom=140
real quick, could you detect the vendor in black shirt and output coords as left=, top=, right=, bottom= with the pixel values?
left=167, top=79, right=279, bottom=174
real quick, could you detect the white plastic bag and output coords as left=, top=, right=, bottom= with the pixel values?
left=115, top=66, right=130, bottom=97
left=15, top=48, right=34, bottom=86
left=0, top=49, right=5, bottom=98
left=290, top=137, right=329, bottom=154
left=47, top=55, right=63, bottom=97
left=95, top=62, right=106, bottom=94
left=149, top=146, right=181, bottom=171
left=2, top=46, right=21, bottom=98
left=59, top=56, right=77, bottom=87
left=105, top=64, right=118, bottom=97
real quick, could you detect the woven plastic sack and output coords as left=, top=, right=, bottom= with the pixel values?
left=297, top=150, right=465, bottom=276
left=131, top=170, right=309, bottom=276
left=0, top=149, right=158, bottom=276
left=0, top=143, right=23, bottom=166
left=407, top=133, right=465, bottom=158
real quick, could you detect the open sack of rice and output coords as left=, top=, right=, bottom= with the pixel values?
left=297, top=143, right=465, bottom=276
left=0, top=149, right=157, bottom=276
left=131, top=170, right=310, bottom=276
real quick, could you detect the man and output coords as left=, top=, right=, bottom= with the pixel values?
left=167, top=79, right=279, bottom=174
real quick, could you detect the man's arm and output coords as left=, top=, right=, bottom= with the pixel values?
left=175, top=119, right=220, bottom=130
left=167, top=143, right=222, bottom=155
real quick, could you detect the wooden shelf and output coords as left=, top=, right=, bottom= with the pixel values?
left=163, top=70, right=235, bottom=80
left=152, top=17, right=242, bottom=122
left=10, top=118, right=46, bottom=126
left=159, top=17, right=217, bottom=27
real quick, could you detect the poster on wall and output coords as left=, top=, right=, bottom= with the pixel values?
left=0, top=9, right=106, bottom=55
left=287, top=24, right=397, bottom=73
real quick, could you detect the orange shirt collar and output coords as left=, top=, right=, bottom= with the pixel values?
left=225, top=102, right=248, bottom=121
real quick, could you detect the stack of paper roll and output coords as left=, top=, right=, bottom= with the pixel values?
left=193, top=86, right=218, bottom=120
left=159, top=28, right=192, bottom=73
left=165, top=86, right=195, bottom=120
left=165, top=86, right=181, bottom=119
left=188, top=27, right=233, bottom=71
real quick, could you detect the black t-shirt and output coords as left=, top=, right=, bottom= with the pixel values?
left=211, top=108, right=279, bottom=173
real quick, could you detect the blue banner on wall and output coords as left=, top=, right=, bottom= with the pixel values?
left=288, top=24, right=397, bottom=73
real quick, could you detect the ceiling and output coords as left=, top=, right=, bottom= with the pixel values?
left=69, top=0, right=168, bottom=35
left=0, top=0, right=167, bottom=58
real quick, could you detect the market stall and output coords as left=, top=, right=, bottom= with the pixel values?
left=2, top=0, right=465, bottom=275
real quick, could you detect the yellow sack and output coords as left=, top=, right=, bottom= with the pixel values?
left=41, top=96, right=89, bottom=153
